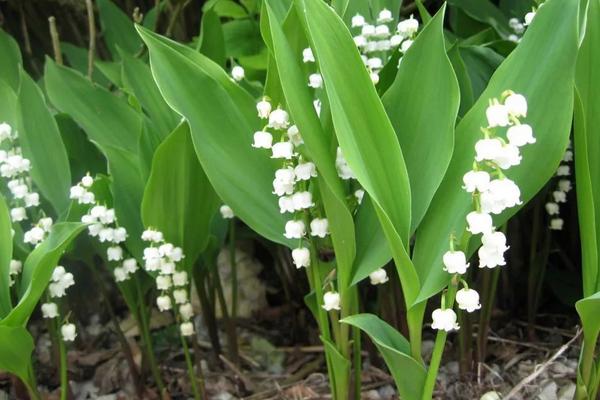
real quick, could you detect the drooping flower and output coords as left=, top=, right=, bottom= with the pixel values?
left=180, top=321, right=195, bottom=337
left=256, top=99, right=272, bottom=119
left=322, top=291, right=341, bottom=311
left=466, top=211, right=493, bottom=234
left=504, top=93, right=528, bottom=117
left=352, top=14, right=366, bottom=28
left=456, top=288, right=482, bottom=312
left=231, top=65, right=245, bottom=82
left=292, top=247, right=310, bottom=268
left=284, top=220, right=306, bottom=239
left=431, top=308, right=459, bottom=332
left=550, top=218, right=564, bottom=230
left=462, top=170, right=491, bottom=193
left=252, top=131, right=273, bottom=149
left=369, top=268, right=389, bottom=285
left=61, top=323, right=77, bottom=342
left=506, top=124, right=535, bottom=147
left=485, top=104, right=510, bottom=127
left=41, top=303, right=59, bottom=319
left=442, top=250, right=469, bottom=275
left=310, top=218, right=329, bottom=238
left=220, top=205, right=235, bottom=219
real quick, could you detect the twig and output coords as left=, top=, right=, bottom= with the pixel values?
left=219, top=354, right=256, bottom=391
left=85, top=0, right=96, bottom=80
left=502, top=329, right=582, bottom=399
left=48, top=16, right=63, bottom=65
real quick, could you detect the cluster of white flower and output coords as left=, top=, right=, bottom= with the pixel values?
left=230, top=65, right=245, bottom=82
left=546, top=144, right=573, bottom=231
left=0, top=122, right=53, bottom=248
left=220, top=204, right=234, bottom=219
left=507, top=6, right=539, bottom=43
left=42, top=266, right=78, bottom=342
left=347, top=11, right=419, bottom=83
left=432, top=91, right=534, bottom=332
left=141, top=228, right=194, bottom=337
left=73, top=175, right=137, bottom=283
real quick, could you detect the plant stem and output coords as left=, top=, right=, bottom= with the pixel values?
left=421, top=283, right=458, bottom=400
left=351, top=289, right=362, bottom=400
left=193, top=268, right=222, bottom=360
left=181, top=335, right=202, bottom=400
left=477, top=267, right=501, bottom=363
left=48, top=16, right=63, bottom=65
left=135, top=279, right=165, bottom=396
left=212, top=265, right=239, bottom=365
left=407, top=301, right=426, bottom=364
left=58, top=324, right=68, bottom=400
left=85, top=0, right=96, bottom=80
left=228, top=220, right=238, bottom=327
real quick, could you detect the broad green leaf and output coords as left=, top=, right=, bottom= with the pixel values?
left=2, top=223, right=86, bottom=327
left=95, top=60, right=123, bottom=87
left=413, top=0, right=579, bottom=303
left=16, top=70, right=71, bottom=215
left=447, top=0, right=512, bottom=38
left=342, top=314, right=427, bottom=400
left=0, top=196, right=12, bottom=317
left=575, top=0, right=600, bottom=296
left=0, top=81, right=17, bottom=126
left=459, top=46, right=504, bottom=102
left=447, top=44, right=475, bottom=117
left=295, top=0, right=419, bottom=304
left=321, top=336, right=351, bottom=399
left=213, top=0, right=248, bottom=18
left=142, top=123, right=219, bottom=269
left=120, top=50, right=179, bottom=139
left=382, top=6, right=459, bottom=233
left=0, top=28, right=22, bottom=90
left=137, top=25, right=291, bottom=247
left=223, top=20, right=263, bottom=58
left=97, top=0, right=142, bottom=58
left=263, top=2, right=356, bottom=291
left=576, top=292, right=600, bottom=358
left=61, top=42, right=110, bottom=86
left=0, top=326, right=34, bottom=388
left=45, top=58, right=142, bottom=153
left=198, top=8, right=226, bottom=66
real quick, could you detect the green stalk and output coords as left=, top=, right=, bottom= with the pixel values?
left=181, top=335, right=202, bottom=400
left=229, top=220, right=238, bottom=320
left=421, top=283, right=458, bottom=400
left=477, top=267, right=501, bottom=363
left=407, top=301, right=426, bottom=364
left=211, top=265, right=240, bottom=365
left=579, top=335, right=598, bottom=394
left=351, top=288, right=362, bottom=400
left=58, top=322, right=68, bottom=400
left=135, top=279, right=165, bottom=396
left=25, top=361, right=41, bottom=400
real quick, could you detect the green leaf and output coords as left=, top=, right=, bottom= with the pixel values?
left=1, top=223, right=86, bottom=327
left=459, top=46, right=505, bottom=102
left=120, top=50, right=179, bottom=139
left=321, top=336, right=351, bottom=399
left=447, top=44, right=475, bottom=117
left=142, top=123, right=219, bottom=269
left=574, top=0, right=600, bottom=297
left=295, top=0, right=419, bottom=304
left=0, top=326, right=34, bottom=388
left=97, top=0, right=142, bottom=58
left=0, top=195, right=13, bottom=317
left=198, top=8, right=227, bottom=66
left=137, top=25, right=291, bottom=247
left=213, top=0, right=248, bottom=18
left=382, top=5, right=459, bottom=233
left=0, top=81, right=17, bottom=127
left=61, top=43, right=110, bottom=86
left=447, top=0, right=512, bottom=38
left=16, top=70, right=71, bottom=215
left=413, top=0, right=579, bottom=303
left=223, top=20, right=264, bottom=58
left=45, top=58, right=142, bottom=153
left=342, top=314, right=426, bottom=400
left=576, top=292, right=600, bottom=356
left=0, top=28, right=22, bottom=90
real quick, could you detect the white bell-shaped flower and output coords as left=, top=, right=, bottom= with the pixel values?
left=287, top=125, right=303, bottom=146
left=367, top=57, right=383, bottom=70
left=41, top=303, right=59, bottom=319
left=478, top=231, right=509, bottom=268
left=10, top=207, right=27, bottom=222
left=284, top=220, right=306, bottom=239
left=114, top=267, right=128, bottom=282
left=156, top=275, right=172, bottom=291
left=180, top=322, right=195, bottom=337
left=292, top=191, right=314, bottom=210
left=308, top=73, right=323, bottom=89
left=70, top=185, right=85, bottom=200
left=375, top=24, right=390, bottom=37
left=524, top=11, right=536, bottom=26
left=98, top=227, right=114, bottom=243
left=252, top=131, right=273, bottom=149
left=400, top=39, right=413, bottom=53
left=24, top=192, right=40, bottom=208
left=462, top=170, right=490, bottom=193
left=390, top=34, right=403, bottom=47
left=442, top=250, right=469, bottom=274
left=456, top=288, right=482, bottom=312
left=256, top=99, right=272, bottom=119
left=9, top=260, right=22, bottom=275
left=563, top=150, right=573, bottom=162
left=352, top=13, right=366, bottom=27
left=466, top=211, right=493, bottom=234
left=493, top=144, right=522, bottom=169
left=550, top=218, right=564, bottom=230
left=485, top=104, right=510, bottom=127
left=278, top=196, right=295, bottom=214
left=370, top=72, right=380, bottom=85
left=310, top=218, right=329, bottom=238
left=231, top=65, right=245, bottom=82
left=24, top=227, right=45, bottom=245
left=369, top=268, right=389, bottom=285
left=123, top=258, right=139, bottom=274
left=558, top=179, right=572, bottom=192
left=271, top=141, right=294, bottom=159
left=545, top=202, right=560, bottom=215
left=173, top=289, right=188, bottom=304
left=353, top=35, right=368, bottom=47
left=81, top=174, right=94, bottom=187
left=507, top=124, right=535, bottom=147
left=157, top=295, right=172, bottom=311
left=179, top=302, right=194, bottom=321
left=61, top=323, right=77, bottom=342
left=322, top=291, right=341, bottom=311
left=303, top=47, right=315, bottom=63
left=160, top=260, right=175, bottom=275
left=355, top=189, right=365, bottom=204
left=480, top=179, right=522, bottom=214
left=107, top=246, right=123, bottom=261
left=504, top=93, right=528, bottom=117
left=220, top=205, right=235, bottom=219
left=553, top=190, right=567, bottom=203
left=173, top=271, right=189, bottom=287
left=377, top=8, right=393, bottom=23
left=295, top=162, right=317, bottom=181
left=556, top=165, right=570, bottom=176
left=397, top=15, right=419, bottom=37
left=376, top=40, right=391, bottom=51
left=475, top=138, right=503, bottom=162
left=113, top=227, right=127, bottom=243
left=361, top=24, right=376, bottom=37
left=292, top=247, right=310, bottom=268
left=268, top=109, right=290, bottom=130
left=431, top=308, right=459, bottom=331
